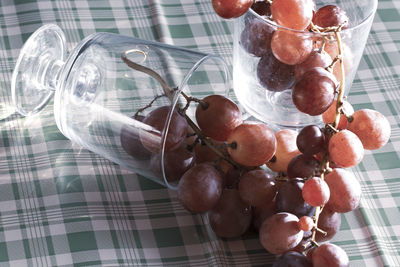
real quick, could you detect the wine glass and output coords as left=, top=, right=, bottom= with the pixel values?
left=233, top=0, right=378, bottom=129
left=12, top=24, right=230, bottom=189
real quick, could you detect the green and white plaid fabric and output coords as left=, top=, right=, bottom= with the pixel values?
left=0, top=0, right=399, bottom=266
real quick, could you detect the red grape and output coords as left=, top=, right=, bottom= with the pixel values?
left=212, top=0, right=253, bottom=19
left=209, top=189, right=252, bottom=238
left=275, top=178, right=316, bottom=218
left=227, top=121, right=277, bottom=166
left=222, top=165, right=243, bottom=188
left=291, top=237, right=312, bottom=253
left=273, top=251, right=312, bottom=267
left=196, top=94, right=242, bottom=141
left=322, top=99, right=354, bottom=130
left=287, top=154, right=320, bottom=179
left=251, top=0, right=271, bottom=16
left=271, top=30, right=313, bottom=65
left=312, top=243, right=349, bottom=267
left=325, top=168, right=361, bottom=213
left=141, top=106, right=188, bottom=153
left=347, top=109, right=391, bottom=150
left=313, top=5, right=349, bottom=29
left=194, top=140, right=223, bottom=164
left=315, top=206, right=341, bottom=242
left=150, top=143, right=195, bottom=182
left=259, top=212, right=304, bottom=254
left=252, top=200, right=276, bottom=230
left=238, top=169, right=276, bottom=207
left=257, top=50, right=295, bottom=92
left=270, top=0, right=314, bottom=30
left=120, top=115, right=152, bottom=161
left=302, top=177, right=330, bottom=207
left=240, top=17, right=274, bottom=57
left=177, top=163, right=223, bottom=213
left=323, top=41, right=353, bottom=80
left=328, top=129, right=364, bottom=168
left=298, top=216, right=314, bottom=232
left=294, top=50, right=332, bottom=80
left=296, top=125, right=325, bottom=155
left=266, top=129, right=301, bottom=172
left=292, top=67, right=336, bottom=116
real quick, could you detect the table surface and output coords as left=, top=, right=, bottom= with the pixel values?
left=0, top=0, right=399, bottom=266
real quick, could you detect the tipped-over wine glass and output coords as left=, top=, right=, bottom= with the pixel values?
left=12, top=24, right=230, bottom=189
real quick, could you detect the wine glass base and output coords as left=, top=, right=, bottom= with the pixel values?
left=11, top=24, right=66, bottom=116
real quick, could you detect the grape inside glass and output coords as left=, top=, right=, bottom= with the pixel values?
left=233, top=0, right=377, bottom=129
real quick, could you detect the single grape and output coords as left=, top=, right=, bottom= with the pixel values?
left=275, top=178, right=316, bottom=218
left=257, top=50, right=295, bottom=92
left=150, top=143, right=195, bottom=182
left=347, top=109, right=391, bottom=150
left=294, top=50, right=332, bottom=80
left=328, top=129, right=364, bottom=168
left=238, top=169, right=276, bottom=207
left=227, top=121, right=277, bottom=166
left=259, top=212, right=304, bottom=254
left=120, top=115, right=152, bottom=161
left=325, top=168, right=361, bottom=213
left=296, top=125, right=325, bottom=155
left=302, top=177, right=330, bottom=207
left=271, top=30, right=313, bottom=65
left=298, top=216, right=314, bottom=232
left=292, top=67, right=336, bottom=116
left=313, top=5, right=349, bottom=29
left=314, top=150, right=339, bottom=169
left=323, top=41, right=353, bottom=80
left=177, top=163, right=223, bottom=213
left=212, top=0, right=253, bottom=19
left=194, top=140, right=223, bottom=164
left=252, top=200, right=276, bottom=230
left=141, top=106, right=188, bottom=153
left=273, top=251, right=312, bottom=267
left=315, top=206, right=341, bottom=242
left=196, top=94, right=242, bottom=141
left=251, top=0, right=271, bottom=16
left=240, top=17, right=274, bottom=57
left=312, top=243, right=349, bottom=267
left=306, top=247, right=316, bottom=262
left=209, top=189, right=252, bottom=238
left=322, top=99, right=354, bottom=130
left=287, top=154, right=320, bottom=179
left=223, top=165, right=243, bottom=188
left=291, top=237, right=312, bottom=253
left=270, top=0, right=314, bottom=30
left=266, top=129, right=301, bottom=172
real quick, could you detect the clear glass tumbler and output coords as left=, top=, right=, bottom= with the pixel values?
left=12, top=24, right=230, bottom=189
left=233, top=0, right=378, bottom=129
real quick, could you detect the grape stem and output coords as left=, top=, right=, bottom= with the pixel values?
left=134, top=93, right=166, bottom=118
left=121, top=50, right=241, bottom=169
left=333, top=30, right=346, bottom=129
left=308, top=25, right=346, bottom=247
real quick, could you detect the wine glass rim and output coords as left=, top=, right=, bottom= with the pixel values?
left=249, top=0, right=378, bottom=35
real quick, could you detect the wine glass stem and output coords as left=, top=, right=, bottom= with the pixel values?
left=37, top=58, right=64, bottom=92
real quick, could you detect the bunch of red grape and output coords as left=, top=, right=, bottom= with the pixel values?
left=211, top=0, right=390, bottom=266
left=119, top=1, right=391, bottom=266
left=123, top=92, right=390, bottom=266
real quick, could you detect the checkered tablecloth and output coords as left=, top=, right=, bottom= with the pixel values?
left=0, top=0, right=399, bottom=266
